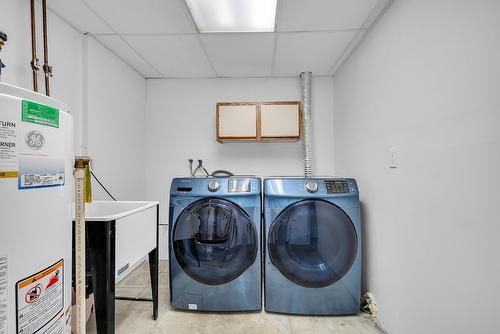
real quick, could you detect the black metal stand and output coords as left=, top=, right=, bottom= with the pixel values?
left=74, top=204, right=160, bottom=334
left=88, top=221, right=116, bottom=334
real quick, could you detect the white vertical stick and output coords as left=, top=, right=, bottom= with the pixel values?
left=74, top=167, right=86, bottom=334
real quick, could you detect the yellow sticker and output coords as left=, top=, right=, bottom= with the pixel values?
left=0, top=171, right=18, bottom=178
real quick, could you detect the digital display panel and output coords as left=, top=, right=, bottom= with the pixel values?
left=228, top=179, right=252, bottom=193
left=325, top=180, right=349, bottom=194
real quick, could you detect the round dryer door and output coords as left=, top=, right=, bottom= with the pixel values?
left=268, top=199, right=357, bottom=288
left=173, top=198, right=258, bottom=285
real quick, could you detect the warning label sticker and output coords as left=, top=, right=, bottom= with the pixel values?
left=31, top=313, right=65, bottom=334
left=16, top=260, right=64, bottom=334
left=21, top=100, right=59, bottom=129
left=0, top=255, right=7, bottom=334
left=1, top=96, right=66, bottom=189
left=19, top=173, right=65, bottom=189
left=18, top=158, right=65, bottom=190
left=18, top=99, right=65, bottom=191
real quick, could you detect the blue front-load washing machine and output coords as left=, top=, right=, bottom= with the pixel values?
left=263, top=177, right=361, bottom=315
left=169, top=177, right=261, bottom=311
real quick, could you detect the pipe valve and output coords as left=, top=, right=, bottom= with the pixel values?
left=31, top=58, right=40, bottom=71
left=0, top=31, right=7, bottom=75
left=0, top=31, right=7, bottom=51
left=43, top=63, right=53, bottom=77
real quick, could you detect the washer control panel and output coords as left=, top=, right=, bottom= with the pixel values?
left=207, top=180, right=221, bottom=192
left=325, top=179, right=349, bottom=193
left=228, top=179, right=252, bottom=193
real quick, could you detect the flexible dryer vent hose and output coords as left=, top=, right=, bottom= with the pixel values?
left=300, top=71, right=313, bottom=178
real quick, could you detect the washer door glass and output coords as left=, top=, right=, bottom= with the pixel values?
left=268, top=199, right=357, bottom=288
left=173, top=198, right=258, bottom=285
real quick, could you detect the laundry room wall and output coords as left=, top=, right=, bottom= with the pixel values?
left=1, top=0, right=148, bottom=201
left=145, top=77, right=335, bottom=258
left=333, top=0, right=500, bottom=333
left=85, top=36, right=147, bottom=201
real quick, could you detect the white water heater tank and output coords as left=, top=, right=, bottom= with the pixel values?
left=0, top=83, right=73, bottom=334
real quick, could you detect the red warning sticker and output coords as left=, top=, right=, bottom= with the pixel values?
left=16, top=260, right=64, bottom=334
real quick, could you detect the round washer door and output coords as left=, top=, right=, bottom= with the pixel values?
left=268, top=199, right=357, bottom=288
left=173, top=198, right=258, bottom=285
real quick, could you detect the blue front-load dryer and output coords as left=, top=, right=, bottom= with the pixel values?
left=263, top=177, right=361, bottom=315
left=169, top=177, right=261, bottom=311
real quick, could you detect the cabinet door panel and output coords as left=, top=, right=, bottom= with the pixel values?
left=261, top=103, right=300, bottom=138
left=217, top=104, right=257, bottom=139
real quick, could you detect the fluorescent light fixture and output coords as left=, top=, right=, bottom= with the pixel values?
left=185, top=0, right=277, bottom=33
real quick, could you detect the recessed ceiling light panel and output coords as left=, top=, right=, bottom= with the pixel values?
left=185, top=0, right=277, bottom=33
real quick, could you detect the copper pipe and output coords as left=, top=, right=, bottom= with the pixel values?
left=42, top=0, right=51, bottom=96
left=30, top=0, right=39, bottom=92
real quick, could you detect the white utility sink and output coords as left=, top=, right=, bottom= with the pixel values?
left=72, top=200, right=159, bottom=282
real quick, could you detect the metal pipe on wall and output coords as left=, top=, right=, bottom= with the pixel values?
left=30, top=0, right=39, bottom=92
left=300, top=71, right=313, bottom=178
left=42, top=0, right=52, bottom=96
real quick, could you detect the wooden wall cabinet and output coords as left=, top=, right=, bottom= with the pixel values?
left=216, top=101, right=301, bottom=143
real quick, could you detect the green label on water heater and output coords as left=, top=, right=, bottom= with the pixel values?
left=22, top=100, right=59, bottom=128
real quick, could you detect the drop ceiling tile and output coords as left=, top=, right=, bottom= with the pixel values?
left=124, top=35, right=215, bottom=78
left=94, top=35, right=161, bottom=78
left=84, top=0, right=195, bottom=34
left=277, top=0, right=380, bottom=31
left=200, top=33, right=275, bottom=77
left=47, top=0, right=113, bottom=34
left=273, top=30, right=357, bottom=76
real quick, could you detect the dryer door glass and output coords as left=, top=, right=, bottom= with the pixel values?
left=268, top=199, right=357, bottom=288
left=173, top=198, right=258, bottom=285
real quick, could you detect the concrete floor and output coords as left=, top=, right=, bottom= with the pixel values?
left=87, top=261, right=383, bottom=334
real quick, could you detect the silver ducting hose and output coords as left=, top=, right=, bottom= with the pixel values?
left=300, top=71, right=313, bottom=178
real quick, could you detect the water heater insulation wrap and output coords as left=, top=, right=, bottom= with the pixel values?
left=0, top=83, right=73, bottom=334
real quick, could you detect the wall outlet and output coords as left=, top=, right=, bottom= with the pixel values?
left=389, top=148, right=399, bottom=168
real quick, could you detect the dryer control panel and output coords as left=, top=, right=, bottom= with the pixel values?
left=264, top=177, right=357, bottom=197
left=325, top=180, right=349, bottom=194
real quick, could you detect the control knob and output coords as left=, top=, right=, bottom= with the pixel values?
left=305, top=181, right=318, bottom=193
left=208, top=180, right=221, bottom=192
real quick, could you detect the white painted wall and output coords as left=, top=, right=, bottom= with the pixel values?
left=146, top=77, right=335, bottom=258
left=86, top=37, right=147, bottom=200
left=333, top=0, right=500, bottom=333
left=1, top=0, right=83, bottom=152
